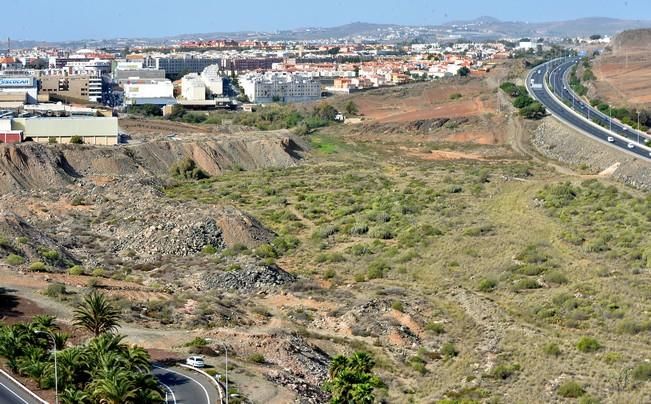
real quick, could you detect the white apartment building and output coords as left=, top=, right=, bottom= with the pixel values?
left=181, top=73, right=206, bottom=101
left=200, top=65, right=224, bottom=96
left=240, top=72, right=321, bottom=104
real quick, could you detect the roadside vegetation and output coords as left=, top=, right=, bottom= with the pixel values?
left=500, top=82, right=546, bottom=119
left=0, top=292, right=163, bottom=403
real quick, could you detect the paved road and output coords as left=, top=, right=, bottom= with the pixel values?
left=0, top=372, right=43, bottom=404
left=527, top=57, right=651, bottom=160
left=153, top=365, right=219, bottom=404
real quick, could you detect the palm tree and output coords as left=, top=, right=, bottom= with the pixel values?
left=348, top=352, right=375, bottom=374
left=328, top=355, right=349, bottom=379
left=131, top=372, right=164, bottom=403
left=60, top=387, right=90, bottom=404
left=17, top=346, right=48, bottom=388
left=90, top=369, right=137, bottom=404
left=124, top=345, right=151, bottom=373
left=73, top=291, right=121, bottom=337
left=57, top=347, right=88, bottom=389
left=0, top=325, right=27, bottom=372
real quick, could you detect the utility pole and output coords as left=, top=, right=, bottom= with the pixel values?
left=609, top=105, right=612, bottom=132
left=638, top=111, right=641, bottom=144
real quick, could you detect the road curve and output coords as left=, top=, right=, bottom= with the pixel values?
left=153, top=365, right=219, bottom=404
left=527, top=57, right=651, bottom=160
left=0, top=371, right=45, bottom=404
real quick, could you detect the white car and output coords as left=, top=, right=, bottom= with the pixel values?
left=607, top=136, right=614, bottom=142
left=627, top=143, right=635, bottom=149
left=186, top=356, right=205, bottom=368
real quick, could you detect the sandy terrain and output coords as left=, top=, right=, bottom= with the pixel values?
left=354, top=79, right=496, bottom=123
left=593, top=52, right=651, bottom=107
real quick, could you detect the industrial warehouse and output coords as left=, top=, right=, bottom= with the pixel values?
left=0, top=116, right=119, bottom=145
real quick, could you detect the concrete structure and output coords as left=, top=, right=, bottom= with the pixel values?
left=145, top=56, right=221, bottom=77
left=114, top=69, right=165, bottom=84
left=0, top=119, right=22, bottom=143
left=39, top=75, right=102, bottom=103
left=201, top=65, right=224, bottom=96
left=11, top=117, right=118, bottom=145
left=0, top=76, right=38, bottom=104
left=223, top=57, right=282, bottom=73
left=181, top=73, right=206, bottom=101
left=240, top=72, right=321, bottom=104
left=123, top=79, right=175, bottom=105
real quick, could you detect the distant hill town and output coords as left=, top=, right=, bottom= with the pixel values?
left=3, top=17, right=651, bottom=48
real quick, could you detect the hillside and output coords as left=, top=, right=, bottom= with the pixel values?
left=592, top=28, right=651, bottom=108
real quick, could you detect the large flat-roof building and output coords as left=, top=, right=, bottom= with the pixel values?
left=11, top=117, right=118, bottom=145
left=144, top=56, right=221, bottom=77
left=0, top=76, right=38, bottom=105
left=240, top=72, right=321, bottom=104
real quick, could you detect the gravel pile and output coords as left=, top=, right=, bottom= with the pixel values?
left=204, top=263, right=296, bottom=292
left=114, top=217, right=225, bottom=257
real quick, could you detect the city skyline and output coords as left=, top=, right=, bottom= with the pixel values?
left=2, top=0, right=650, bottom=42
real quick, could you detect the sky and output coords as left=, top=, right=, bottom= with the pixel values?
left=2, top=0, right=650, bottom=41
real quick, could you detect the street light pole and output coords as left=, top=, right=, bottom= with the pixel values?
left=35, top=330, right=58, bottom=404
left=609, top=105, right=612, bottom=132
left=638, top=112, right=641, bottom=144
left=221, top=343, right=229, bottom=404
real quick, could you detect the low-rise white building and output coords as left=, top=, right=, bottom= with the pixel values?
left=123, top=79, right=175, bottom=105
left=240, top=72, right=321, bottom=104
left=181, top=73, right=206, bottom=101
left=201, top=65, right=224, bottom=97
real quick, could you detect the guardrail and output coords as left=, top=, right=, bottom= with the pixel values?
left=0, top=369, right=48, bottom=404
left=179, top=364, right=227, bottom=404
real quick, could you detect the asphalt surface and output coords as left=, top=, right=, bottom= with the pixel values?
left=0, top=372, right=43, bottom=404
left=153, top=365, right=219, bottom=404
left=527, top=57, right=651, bottom=160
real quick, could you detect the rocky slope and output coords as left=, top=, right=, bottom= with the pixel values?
left=0, top=132, right=306, bottom=193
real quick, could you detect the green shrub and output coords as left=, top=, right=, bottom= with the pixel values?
left=40, top=249, right=60, bottom=262
left=201, top=245, right=217, bottom=255
left=91, top=268, right=105, bottom=278
left=543, top=342, right=561, bottom=357
left=369, top=226, right=394, bottom=240
left=323, top=268, right=336, bottom=279
left=367, top=261, right=389, bottom=279
left=29, top=261, right=47, bottom=272
left=441, top=342, right=458, bottom=359
left=391, top=300, right=404, bottom=312
left=255, top=244, right=277, bottom=259
left=513, top=278, right=541, bottom=290
left=184, top=337, right=209, bottom=347
left=632, top=363, right=651, bottom=381
left=68, top=265, right=84, bottom=276
left=576, top=337, right=601, bottom=353
left=248, top=353, right=266, bottom=364
left=44, top=283, right=66, bottom=298
left=170, top=158, right=209, bottom=180
left=313, top=225, right=338, bottom=239
left=354, top=273, right=366, bottom=283
left=558, top=381, right=585, bottom=398
left=5, top=254, right=24, bottom=266
left=544, top=271, right=568, bottom=284
left=349, top=223, right=369, bottom=236
left=15, top=237, right=29, bottom=244
left=490, top=363, right=521, bottom=380
left=69, top=136, right=84, bottom=144
left=425, top=322, right=445, bottom=334
left=478, top=278, right=497, bottom=292
left=449, top=93, right=462, bottom=100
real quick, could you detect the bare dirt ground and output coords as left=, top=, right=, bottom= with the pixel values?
left=354, top=78, right=497, bottom=123
left=593, top=51, right=651, bottom=107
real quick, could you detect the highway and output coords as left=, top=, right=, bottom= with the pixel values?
left=153, top=365, right=220, bottom=404
left=527, top=57, right=651, bottom=160
left=0, top=371, right=45, bottom=404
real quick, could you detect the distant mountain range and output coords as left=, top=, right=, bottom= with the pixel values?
left=5, top=17, right=651, bottom=49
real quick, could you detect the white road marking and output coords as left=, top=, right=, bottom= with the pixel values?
left=159, top=380, right=177, bottom=404
left=0, top=381, right=30, bottom=404
left=153, top=365, right=210, bottom=404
